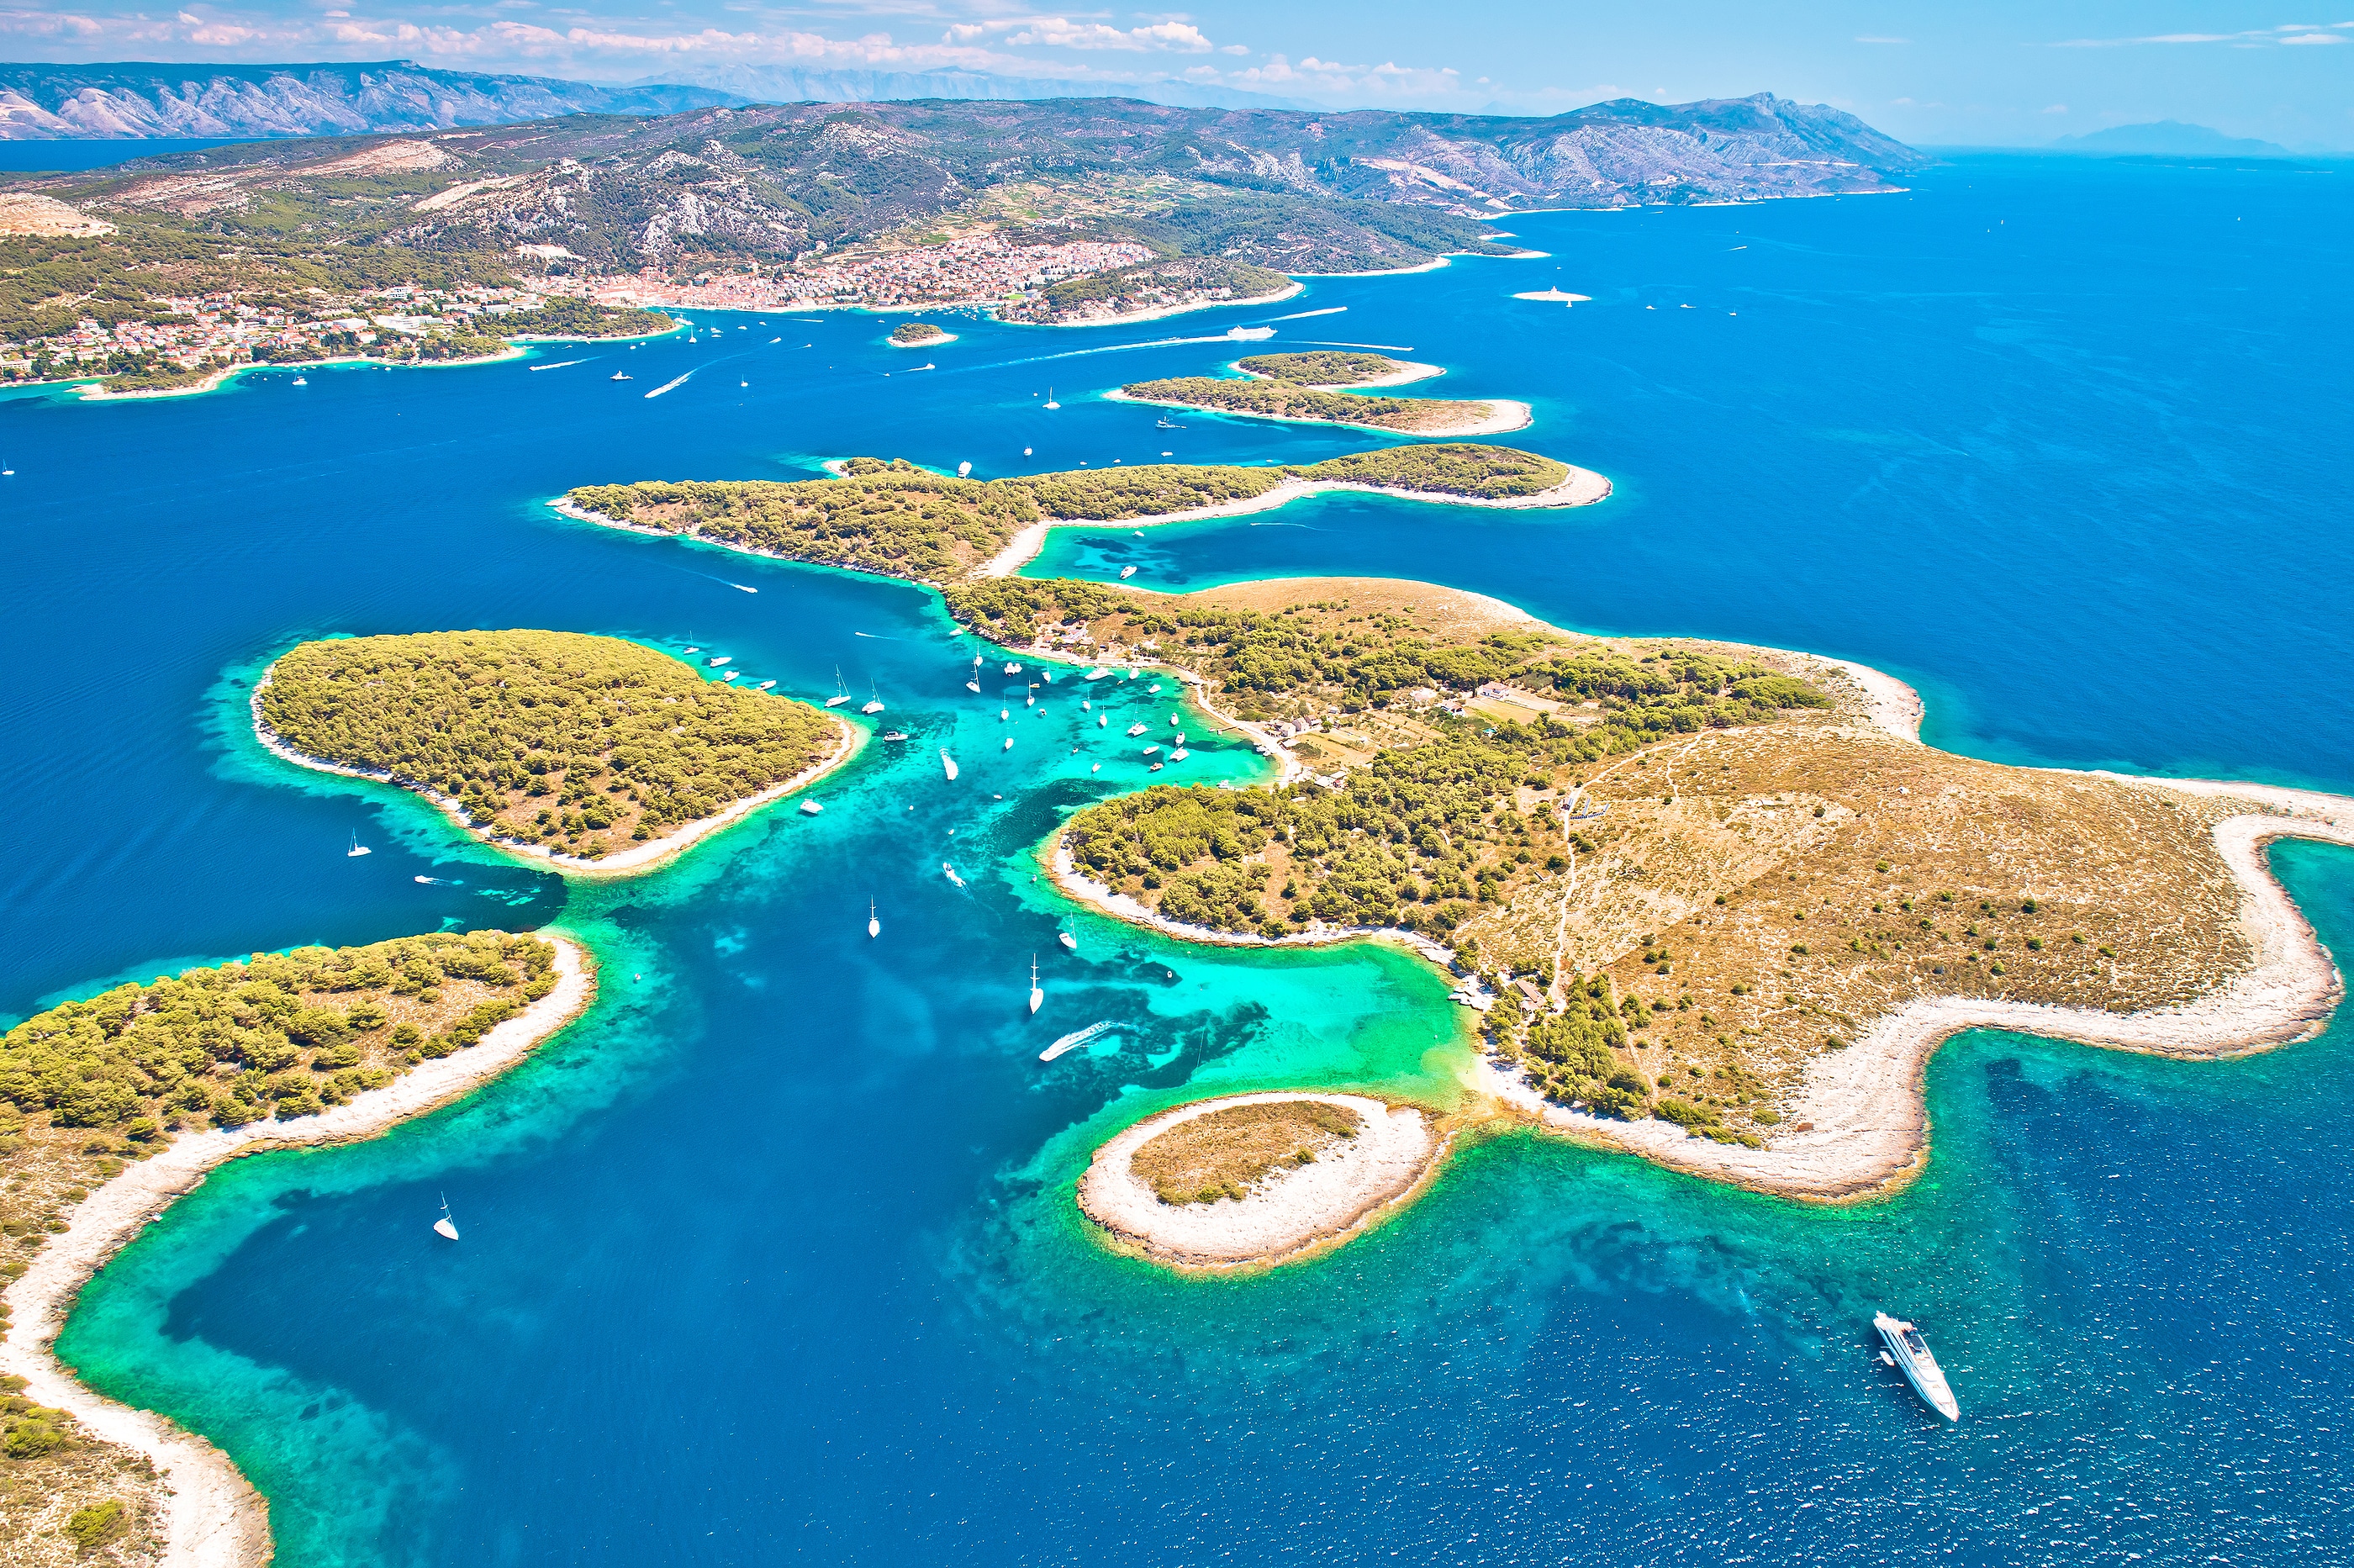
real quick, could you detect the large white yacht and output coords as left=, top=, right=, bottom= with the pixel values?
left=1874, top=1312, right=1960, bottom=1422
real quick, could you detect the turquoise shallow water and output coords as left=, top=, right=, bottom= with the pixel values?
left=6, top=154, right=2354, bottom=1565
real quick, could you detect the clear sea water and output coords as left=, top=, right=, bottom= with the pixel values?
left=4, top=154, right=2351, bottom=1566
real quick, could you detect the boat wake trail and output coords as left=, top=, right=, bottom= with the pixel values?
left=530, top=358, right=590, bottom=371
left=1291, top=340, right=1417, bottom=352
left=644, top=370, right=694, bottom=399
left=1040, top=1020, right=1118, bottom=1062
left=1264, top=307, right=1349, bottom=321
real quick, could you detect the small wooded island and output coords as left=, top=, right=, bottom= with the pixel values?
left=1115, top=351, right=1529, bottom=437
left=888, top=320, right=952, bottom=346
left=560, top=443, right=1607, bottom=584
left=254, top=631, right=853, bottom=874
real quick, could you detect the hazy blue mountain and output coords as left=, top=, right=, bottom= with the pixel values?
left=0, top=61, right=737, bottom=140
left=625, top=66, right=1316, bottom=114
left=2051, top=122, right=2293, bottom=159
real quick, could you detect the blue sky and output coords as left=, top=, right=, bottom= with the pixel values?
left=5, top=0, right=2351, bottom=145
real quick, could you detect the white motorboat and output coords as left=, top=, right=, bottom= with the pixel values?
left=1058, top=931, right=1077, bottom=952
left=1039, top=1020, right=1114, bottom=1062
left=958, top=462, right=973, bottom=478
left=943, top=863, right=965, bottom=888
left=1085, top=668, right=1111, bottom=680
left=800, top=800, right=824, bottom=816
left=1169, top=747, right=1189, bottom=760
left=291, top=375, right=308, bottom=386
left=1002, top=736, right=1014, bottom=750
left=1119, top=565, right=1137, bottom=579
left=1874, top=1312, right=1961, bottom=1422
left=756, top=679, right=776, bottom=690
left=942, top=749, right=958, bottom=781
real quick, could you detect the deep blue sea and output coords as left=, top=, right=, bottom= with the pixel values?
left=4, top=154, right=2352, bottom=1566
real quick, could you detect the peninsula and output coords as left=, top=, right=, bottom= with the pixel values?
left=254, top=631, right=854, bottom=875
left=0, top=930, right=595, bottom=1560
left=1114, top=351, right=1530, bottom=437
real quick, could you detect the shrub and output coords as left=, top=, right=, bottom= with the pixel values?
left=66, top=1500, right=129, bottom=1550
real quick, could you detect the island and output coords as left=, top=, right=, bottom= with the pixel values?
left=1078, top=1093, right=1443, bottom=1269
left=1114, top=351, right=1530, bottom=437
left=557, top=444, right=1610, bottom=587
left=0, top=930, right=594, bottom=1560
left=546, top=453, right=2354, bottom=1261
left=254, top=631, right=855, bottom=875
left=888, top=321, right=954, bottom=347
left=955, top=575, right=2354, bottom=1220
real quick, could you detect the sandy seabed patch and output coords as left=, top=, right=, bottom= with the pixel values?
left=1079, top=1093, right=1438, bottom=1268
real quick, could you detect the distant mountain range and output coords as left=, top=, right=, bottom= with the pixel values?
left=2051, top=122, right=2295, bottom=159
left=620, top=65, right=1314, bottom=114
left=0, top=61, right=742, bottom=140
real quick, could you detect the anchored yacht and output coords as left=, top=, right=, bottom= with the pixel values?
left=1874, top=1312, right=1960, bottom=1422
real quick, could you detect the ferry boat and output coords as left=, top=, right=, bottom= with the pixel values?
left=1874, top=1312, right=1960, bottom=1422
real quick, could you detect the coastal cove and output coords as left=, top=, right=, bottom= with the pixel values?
left=6, top=156, right=2354, bottom=1566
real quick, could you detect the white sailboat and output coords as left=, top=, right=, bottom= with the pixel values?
left=1002, top=662, right=1021, bottom=675
left=433, top=1194, right=459, bottom=1241
left=965, top=675, right=982, bottom=693
left=1044, top=387, right=1060, bottom=409
left=941, top=748, right=958, bottom=781
left=290, top=376, right=307, bottom=387
left=1027, top=956, right=1044, bottom=1016
left=868, top=899, right=881, bottom=939
left=1002, top=736, right=1014, bottom=750
left=1098, top=714, right=1108, bottom=727
left=861, top=682, right=886, bottom=715
left=825, top=668, right=854, bottom=708
left=346, top=830, right=372, bottom=858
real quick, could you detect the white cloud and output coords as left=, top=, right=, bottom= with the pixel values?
left=942, top=15, right=1220, bottom=53
left=1855, top=35, right=1909, bottom=45
left=2052, top=23, right=2353, bottom=46
left=2041, top=103, right=2067, bottom=114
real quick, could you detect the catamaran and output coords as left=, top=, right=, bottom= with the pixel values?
left=1127, top=723, right=1149, bottom=737
left=826, top=668, right=854, bottom=708
left=868, top=900, right=881, bottom=939
left=800, top=800, right=824, bottom=816
left=861, top=683, right=886, bottom=715
left=1874, top=1312, right=1960, bottom=1422
left=1027, top=957, right=1044, bottom=1016
left=346, top=830, right=371, bottom=858
left=433, top=1195, right=459, bottom=1241
left=1003, top=662, right=1022, bottom=675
